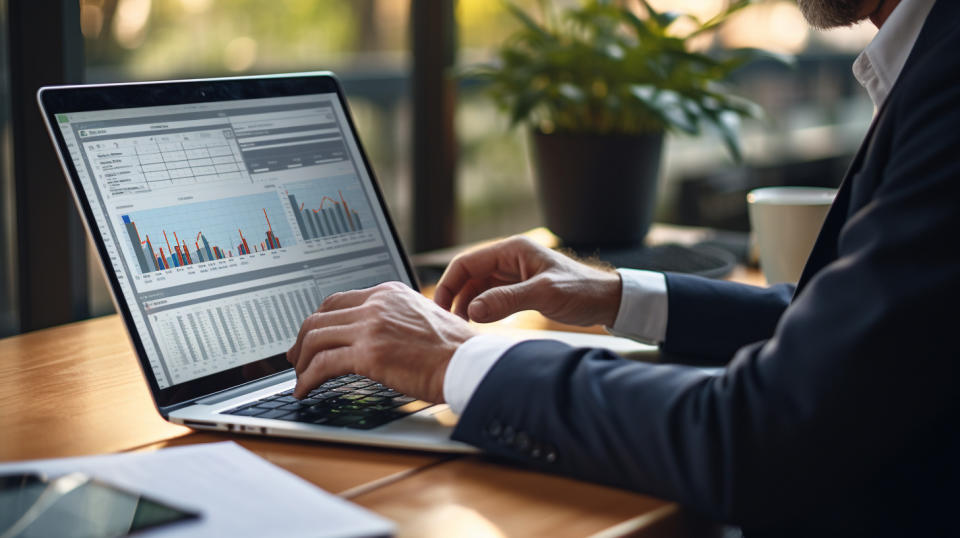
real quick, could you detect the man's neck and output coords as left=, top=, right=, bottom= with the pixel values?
left=869, top=0, right=901, bottom=28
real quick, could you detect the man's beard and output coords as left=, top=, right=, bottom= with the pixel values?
left=796, top=0, right=866, bottom=29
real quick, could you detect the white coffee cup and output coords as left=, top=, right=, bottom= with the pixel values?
left=747, top=186, right=837, bottom=285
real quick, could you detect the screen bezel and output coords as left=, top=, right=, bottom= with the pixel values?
left=37, top=73, right=419, bottom=411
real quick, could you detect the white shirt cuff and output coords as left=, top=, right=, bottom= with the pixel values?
left=443, top=333, right=521, bottom=415
left=606, top=268, right=668, bottom=344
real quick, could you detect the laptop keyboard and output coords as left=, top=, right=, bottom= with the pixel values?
left=222, top=374, right=432, bottom=430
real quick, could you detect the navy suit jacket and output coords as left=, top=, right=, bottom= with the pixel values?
left=452, top=1, right=960, bottom=535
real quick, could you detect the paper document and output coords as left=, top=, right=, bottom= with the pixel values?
left=0, top=441, right=394, bottom=537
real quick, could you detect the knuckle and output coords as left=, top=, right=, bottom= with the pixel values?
left=305, top=311, right=323, bottom=327
left=364, top=300, right=386, bottom=316
left=535, top=273, right=559, bottom=292
left=303, top=327, right=321, bottom=347
left=320, top=292, right=342, bottom=310
left=507, top=234, right=531, bottom=247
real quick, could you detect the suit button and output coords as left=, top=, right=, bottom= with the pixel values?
left=515, top=432, right=531, bottom=452
left=544, top=444, right=558, bottom=464
left=530, top=443, right=542, bottom=459
left=501, top=425, right=516, bottom=445
left=486, top=420, right=502, bottom=438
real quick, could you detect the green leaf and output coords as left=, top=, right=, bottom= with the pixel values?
left=603, top=43, right=625, bottom=61
left=620, top=7, right=656, bottom=40
left=705, top=109, right=743, bottom=162
left=688, top=0, right=752, bottom=38
left=725, top=47, right=796, bottom=69
left=628, top=84, right=656, bottom=104
left=655, top=89, right=698, bottom=134
left=510, top=88, right=547, bottom=127
left=557, top=83, right=587, bottom=103
left=713, top=93, right=764, bottom=119
left=467, top=0, right=772, bottom=143
left=636, top=0, right=679, bottom=30
left=503, top=1, right=554, bottom=42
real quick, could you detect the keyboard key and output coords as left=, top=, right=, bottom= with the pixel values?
left=229, top=407, right=265, bottom=417
left=288, top=408, right=328, bottom=423
left=366, top=403, right=399, bottom=412
left=345, top=380, right=374, bottom=389
left=328, top=414, right=364, bottom=426
left=344, top=417, right=391, bottom=430
left=259, top=409, right=293, bottom=420
left=232, top=376, right=424, bottom=431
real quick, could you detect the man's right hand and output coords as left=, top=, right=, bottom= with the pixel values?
left=433, top=235, right=622, bottom=327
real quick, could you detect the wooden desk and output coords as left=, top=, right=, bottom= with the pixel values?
left=0, top=233, right=760, bottom=536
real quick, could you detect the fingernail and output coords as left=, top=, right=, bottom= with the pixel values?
left=469, top=299, right=488, bottom=320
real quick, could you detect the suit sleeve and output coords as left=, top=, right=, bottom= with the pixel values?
left=451, top=57, right=960, bottom=529
left=660, top=274, right=794, bottom=361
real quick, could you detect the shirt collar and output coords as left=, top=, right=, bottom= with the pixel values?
left=852, top=0, right=936, bottom=109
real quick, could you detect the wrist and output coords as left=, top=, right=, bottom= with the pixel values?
left=594, top=270, right=623, bottom=327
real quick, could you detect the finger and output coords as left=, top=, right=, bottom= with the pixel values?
left=435, top=244, right=506, bottom=311
left=287, top=307, right=364, bottom=368
left=468, top=278, right=542, bottom=323
left=317, top=283, right=393, bottom=313
left=294, top=346, right=357, bottom=399
left=294, top=324, right=358, bottom=376
left=453, top=278, right=490, bottom=320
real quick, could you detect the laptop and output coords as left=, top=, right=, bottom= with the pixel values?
left=37, top=72, right=477, bottom=453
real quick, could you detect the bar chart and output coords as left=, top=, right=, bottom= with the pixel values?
left=283, top=176, right=373, bottom=241
left=120, top=192, right=293, bottom=274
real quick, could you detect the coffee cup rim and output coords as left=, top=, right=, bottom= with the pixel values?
left=747, top=186, right=837, bottom=206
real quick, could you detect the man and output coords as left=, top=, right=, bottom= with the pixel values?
left=288, top=0, right=960, bottom=534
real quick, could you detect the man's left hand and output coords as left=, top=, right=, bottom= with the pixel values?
left=287, top=282, right=476, bottom=402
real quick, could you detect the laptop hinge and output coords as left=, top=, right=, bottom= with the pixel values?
left=193, top=370, right=296, bottom=406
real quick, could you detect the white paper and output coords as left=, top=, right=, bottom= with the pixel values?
left=0, top=441, right=394, bottom=538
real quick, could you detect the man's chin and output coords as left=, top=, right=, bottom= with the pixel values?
left=796, top=0, right=869, bottom=29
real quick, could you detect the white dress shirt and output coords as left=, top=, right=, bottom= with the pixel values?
left=442, top=0, right=934, bottom=416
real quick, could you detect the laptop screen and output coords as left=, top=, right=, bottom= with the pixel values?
left=50, top=85, right=413, bottom=398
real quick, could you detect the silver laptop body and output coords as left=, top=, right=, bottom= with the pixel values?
left=38, top=72, right=476, bottom=453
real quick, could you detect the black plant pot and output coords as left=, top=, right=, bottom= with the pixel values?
left=530, top=130, right=664, bottom=249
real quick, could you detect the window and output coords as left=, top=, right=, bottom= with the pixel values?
left=80, top=0, right=413, bottom=316
left=0, top=1, right=17, bottom=336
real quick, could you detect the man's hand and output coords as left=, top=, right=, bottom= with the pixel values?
left=434, top=235, right=622, bottom=327
left=286, top=282, right=476, bottom=401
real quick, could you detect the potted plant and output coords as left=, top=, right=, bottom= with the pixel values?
left=468, top=0, right=782, bottom=249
